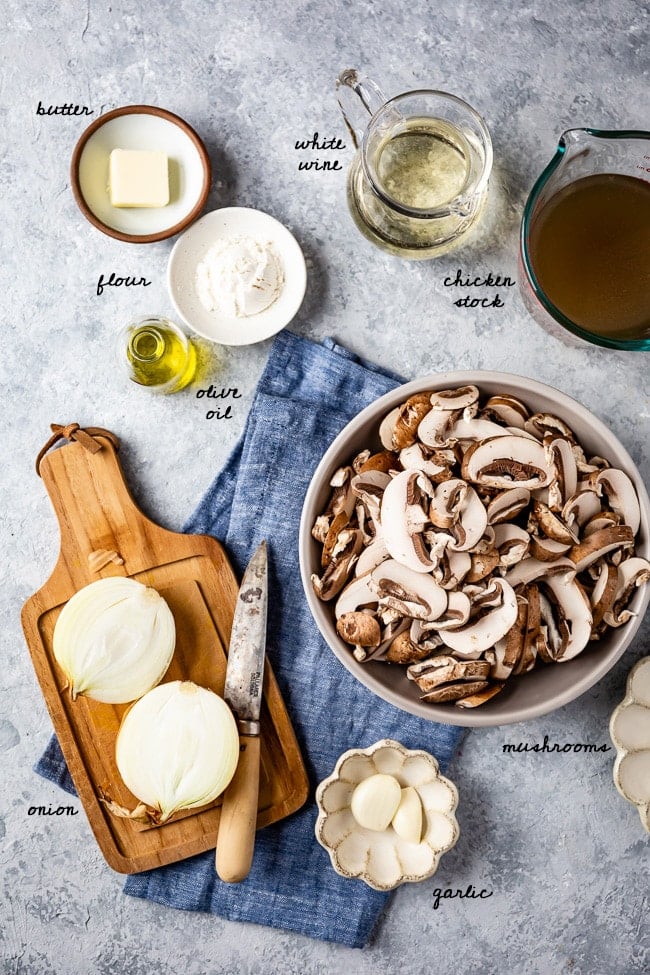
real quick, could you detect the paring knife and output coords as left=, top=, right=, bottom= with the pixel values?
left=216, top=540, right=268, bottom=883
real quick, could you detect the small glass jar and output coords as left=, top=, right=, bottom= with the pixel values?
left=118, top=316, right=197, bottom=393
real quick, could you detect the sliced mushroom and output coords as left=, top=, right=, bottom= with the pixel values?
left=505, top=557, right=576, bottom=589
left=465, top=549, right=500, bottom=583
left=407, top=656, right=491, bottom=693
left=384, top=629, right=434, bottom=664
left=487, top=487, right=531, bottom=525
left=448, top=417, right=512, bottom=442
left=583, top=510, right=622, bottom=537
left=542, top=575, right=593, bottom=661
left=456, top=683, right=505, bottom=707
left=529, top=536, right=571, bottom=562
left=334, top=574, right=377, bottom=618
left=321, top=511, right=351, bottom=567
left=355, top=535, right=390, bottom=576
left=562, top=489, right=602, bottom=531
left=493, top=523, right=530, bottom=567
left=590, top=561, right=619, bottom=631
left=546, top=437, right=578, bottom=511
left=420, top=680, right=492, bottom=704
left=590, top=468, right=641, bottom=536
left=603, top=557, right=650, bottom=627
left=370, top=560, right=447, bottom=621
left=336, top=612, right=381, bottom=650
left=399, top=443, right=452, bottom=481
left=429, top=590, right=472, bottom=629
left=391, top=393, right=434, bottom=450
left=462, top=436, right=554, bottom=490
left=379, top=408, right=401, bottom=450
left=358, top=450, right=399, bottom=474
left=430, top=385, right=480, bottom=410
left=438, top=578, right=518, bottom=656
left=568, top=525, right=635, bottom=573
left=482, top=394, right=529, bottom=428
left=380, top=470, right=436, bottom=572
left=529, top=499, right=578, bottom=544
left=311, top=529, right=363, bottom=601
left=489, top=595, right=527, bottom=678
left=525, top=412, right=576, bottom=443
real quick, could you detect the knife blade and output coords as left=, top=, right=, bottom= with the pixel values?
left=216, top=540, right=268, bottom=882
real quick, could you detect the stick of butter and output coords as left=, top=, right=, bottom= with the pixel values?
left=109, top=149, right=170, bottom=208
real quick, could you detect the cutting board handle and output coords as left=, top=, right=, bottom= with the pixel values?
left=36, top=422, right=164, bottom=586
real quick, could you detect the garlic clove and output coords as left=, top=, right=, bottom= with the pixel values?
left=350, top=773, right=402, bottom=831
left=391, top=786, right=423, bottom=844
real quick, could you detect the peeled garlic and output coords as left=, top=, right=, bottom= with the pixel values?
left=392, top=786, right=423, bottom=844
left=351, top=773, right=402, bottom=831
left=53, top=577, right=175, bottom=703
left=114, top=681, right=239, bottom=824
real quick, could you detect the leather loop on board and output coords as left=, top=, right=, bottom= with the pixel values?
left=35, top=423, right=120, bottom=476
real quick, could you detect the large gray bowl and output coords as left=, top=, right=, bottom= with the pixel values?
left=299, top=371, right=650, bottom=727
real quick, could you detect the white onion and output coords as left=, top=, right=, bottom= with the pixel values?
left=53, top=577, right=175, bottom=703
left=115, top=681, right=239, bottom=823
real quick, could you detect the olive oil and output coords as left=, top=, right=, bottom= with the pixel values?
left=122, top=318, right=196, bottom=392
left=375, top=117, right=471, bottom=210
left=527, top=174, right=650, bottom=340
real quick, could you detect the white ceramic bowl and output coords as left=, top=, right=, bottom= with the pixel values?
left=315, top=739, right=459, bottom=891
left=71, top=105, right=210, bottom=243
left=610, top=656, right=650, bottom=832
left=299, top=371, right=650, bottom=728
left=167, top=207, right=307, bottom=346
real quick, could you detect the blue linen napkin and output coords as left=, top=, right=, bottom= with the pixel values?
left=36, top=330, right=465, bottom=948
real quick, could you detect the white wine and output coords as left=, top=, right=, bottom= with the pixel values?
left=374, top=118, right=471, bottom=210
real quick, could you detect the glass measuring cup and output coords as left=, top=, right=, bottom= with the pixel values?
left=336, top=69, right=493, bottom=259
left=520, top=128, right=650, bottom=351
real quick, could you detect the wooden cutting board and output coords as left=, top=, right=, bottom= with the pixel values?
left=21, top=425, right=309, bottom=874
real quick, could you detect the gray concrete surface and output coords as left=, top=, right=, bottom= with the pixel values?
left=1, top=1, right=649, bottom=973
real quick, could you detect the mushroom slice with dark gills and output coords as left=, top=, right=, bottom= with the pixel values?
left=537, top=573, right=593, bottom=661
left=399, top=442, right=454, bottom=482
left=456, top=682, right=505, bottom=707
left=589, top=468, right=641, bottom=536
left=529, top=499, right=579, bottom=545
left=603, top=557, right=650, bottom=628
left=311, top=529, right=364, bottom=601
left=389, top=393, right=434, bottom=450
left=437, top=578, right=518, bottom=657
left=568, top=525, right=635, bottom=573
left=481, top=393, right=529, bottom=429
left=524, top=412, right=577, bottom=443
left=590, top=562, right=619, bottom=633
left=312, top=465, right=356, bottom=543
left=369, top=560, right=447, bottom=621
left=406, top=656, right=493, bottom=703
left=430, top=385, right=480, bottom=411
left=385, top=629, right=436, bottom=664
left=493, top=523, right=530, bottom=568
left=487, top=596, right=528, bottom=679
left=546, top=437, right=578, bottom=511
left=461, top=435, right=554, bottom=491
left=429, top=480, right=488, bottom=552
left=380, top=469, right=437, bottom=573
left=487, top=487, right=531, bottom=525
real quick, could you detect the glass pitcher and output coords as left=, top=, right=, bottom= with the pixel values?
left=336, top=69, right=493, bottom=259
left=520, top=128, right=650, bottom=351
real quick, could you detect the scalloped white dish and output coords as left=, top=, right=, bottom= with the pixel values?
left=610, top=656, right=650, bottom=832
left=315, top=739, right=459, bottom=891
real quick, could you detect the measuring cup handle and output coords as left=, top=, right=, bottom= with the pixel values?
left=336, top=69, right=387, bottom=149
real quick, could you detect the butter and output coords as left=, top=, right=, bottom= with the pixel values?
left=109, top=149, right=169, bottom=208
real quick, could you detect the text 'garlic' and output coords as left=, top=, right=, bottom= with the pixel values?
left=53, top=577, right=175, bottom=703
left=114, top=681, right=239, bottom=824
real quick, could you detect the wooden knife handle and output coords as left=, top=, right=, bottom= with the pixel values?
left=216, top=735, right=261, bottom=883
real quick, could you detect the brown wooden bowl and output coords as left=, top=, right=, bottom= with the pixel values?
left=70, top=105, right=211, bottom=244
